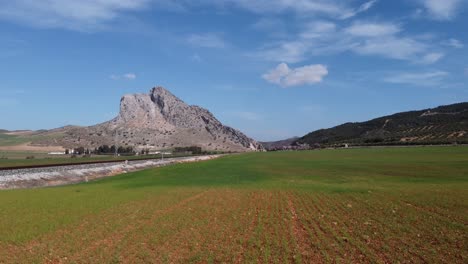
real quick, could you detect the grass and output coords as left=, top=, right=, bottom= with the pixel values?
left=0, top=146, right=466, bottom=263
left=0, top=133, right=31, bottom=146
left=0, top=132, right=59, bottom=147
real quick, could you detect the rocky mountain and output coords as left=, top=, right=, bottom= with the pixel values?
left=30, top=87, right=263, bottom=152
left=294, top=102, right=468, bottom=147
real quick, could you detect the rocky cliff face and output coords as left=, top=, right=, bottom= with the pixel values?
left=34, top=87, right=262, bottom=152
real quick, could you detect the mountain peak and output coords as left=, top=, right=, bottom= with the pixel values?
left=40, top=86, right=263, bottom=152
left=151, top=85, right=165, bottom=93
left=150, top=86, right=174, bottom=97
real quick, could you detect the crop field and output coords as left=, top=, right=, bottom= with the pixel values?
left=0, top=147, right=466, bottom=263
left=0, top=132, right=61, bottom=147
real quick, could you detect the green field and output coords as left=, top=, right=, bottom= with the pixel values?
left=0, top=147, right=467, bottom=263
left=0, top=133, right=32, bottom=146
left=0, top=132, right=60, bottom=147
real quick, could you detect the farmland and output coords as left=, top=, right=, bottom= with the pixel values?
left=0, top=146, right=467, bottom=263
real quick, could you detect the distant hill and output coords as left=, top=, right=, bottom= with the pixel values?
left=295, top=102, right=468, bottom=147
left=260, top=137, right=299, bottom=150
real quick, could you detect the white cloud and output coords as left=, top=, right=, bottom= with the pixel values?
left=252, top=17, right=285, bottom=32
left=256, top=41, right=309, bottom=63
left=384, top=71, right=449, bottom=86
left=217, top=0, right=348, bottom=17
left=341, top=0, right=379, bottom=19
left=445, top=38, right=464, bottom=48
left=110, top=73, right=136, bottom=80
left=0, top=0, right=149, bottom=31
left=352, top=36, right=427, bottom=60
left=300, top=21, right=336, bottom=39
left=341, top=22, right=439, bottom=62
left=419, top=52, right=444, bottom=64
left=163, top=0, right=376, bottom=20
left=345, top=22, right=400, bottom=37
left=187, top=33, right=225, bottom=48
left=255, top=20, right=442, bottom=64
left=123, top=73, right=136, bottom=80
left=262, top=63, right=328, bottom=87
left=420, top=0, right=463, bottom=20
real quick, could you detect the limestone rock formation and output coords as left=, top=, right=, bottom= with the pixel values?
left=33, top=87, right=263, bottom=152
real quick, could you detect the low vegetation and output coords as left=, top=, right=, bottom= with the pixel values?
left=0, top=131, right=60, bottom=147
left=295, top=102, right=468, bottom=147
left=0, top=146, right=466, bottom=262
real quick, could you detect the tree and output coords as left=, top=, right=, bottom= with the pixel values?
left=75, top=147, right=85, bottom=155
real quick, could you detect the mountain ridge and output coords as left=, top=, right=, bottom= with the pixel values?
left=294, top=102, right=468, bottom=147
left=260, top=102, right=468, bottom=150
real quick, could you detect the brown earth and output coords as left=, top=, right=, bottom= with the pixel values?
left=1, top=190, right=466, bottom=263
left=0, top=142, right=65, bottom=152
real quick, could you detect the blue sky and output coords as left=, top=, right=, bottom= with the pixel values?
left=0, top=0, right=467, bottom=141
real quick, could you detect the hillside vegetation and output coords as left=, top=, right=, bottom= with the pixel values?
left=296, top=102, right=468, bottom=147
left=0, top=147, right=466, bottom=263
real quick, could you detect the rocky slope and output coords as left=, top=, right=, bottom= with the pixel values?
left=31, top=87, right=262, bottom=152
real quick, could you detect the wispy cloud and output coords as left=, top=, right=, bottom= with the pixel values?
left=300, top=21, right=337, bottom=39
left=110, top=73, right=137, bottom=80
left=162, top=0, right=377, bottom=20
left=255, top=20, right=443, bottom=64
left=352, top=36, right=427, bottom=60
left=444, top=38, right=464, bottom=48
left=345, top=22, right=400, bottom=37
left=0, top=0, right=150, bottom=31
left=251, top=17, right=287, bottom=38
left=384, top=71, right=449, bottom=86
left=341, top=0, right=379, bottom=19
left=262, top=63, right=328, bottom=87
left=344, top=22, right=437, bottom=62
left=255, top=41, right=309, bottom=63
left=418, top=52, right=445, bottom=64
left=419, top=0, right=463, bottom=20
left=187, top=33, right=226, bottom=48
left=215, top=0, right=350, bottom=18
